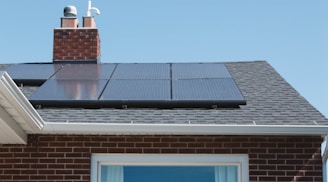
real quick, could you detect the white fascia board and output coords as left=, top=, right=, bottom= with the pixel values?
left=42, top=122, right=328, bottom=136
left=0, top=71, right=44, bottom=132
left=0, top=106, right=27, bottom=144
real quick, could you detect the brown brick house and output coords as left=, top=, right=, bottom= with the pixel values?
left=0, top=8, right=328, bottom=182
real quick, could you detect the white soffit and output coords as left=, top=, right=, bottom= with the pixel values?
left=0, top=71, right=44, bottom=144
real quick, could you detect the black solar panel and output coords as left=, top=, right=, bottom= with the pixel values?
left=172, top=63, right=231, bottom=79
left=5, top=64, right=63, bottom=85
left=101, top=80, right=171, bottom=100
left=19, top=63, right=246, bottom=108
left=173, top=78, right=245, bottom=102
left=29, top=79, right=107, bottom=106
left=111, top=63, right=170, bottom=79
left=51, top=64, right=116, bottom=80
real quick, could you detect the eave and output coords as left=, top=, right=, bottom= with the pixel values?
left=0, top=71, right=44, bottom=144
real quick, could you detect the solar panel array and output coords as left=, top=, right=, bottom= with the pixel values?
left=6, top=63, right=246, bottom=108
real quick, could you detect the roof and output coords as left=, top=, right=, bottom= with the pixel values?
left=1, top=61, right=327, bottom=144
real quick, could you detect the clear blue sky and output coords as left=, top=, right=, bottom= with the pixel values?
left=0, top=0, right=327, bottom=118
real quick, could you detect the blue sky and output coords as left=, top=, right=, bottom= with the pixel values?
left=0, top=0, right=327, bottom=117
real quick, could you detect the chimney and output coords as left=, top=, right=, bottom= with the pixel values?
left=53, top=5, right=101, bottom=63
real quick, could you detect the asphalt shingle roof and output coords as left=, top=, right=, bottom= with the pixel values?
left=1, top=61, right=327, bottom=125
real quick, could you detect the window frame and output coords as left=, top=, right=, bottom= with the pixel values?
left=91, top=154, right=249, bottom=182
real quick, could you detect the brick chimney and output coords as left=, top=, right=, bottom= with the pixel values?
left=53, top=6, right=100, bottom=63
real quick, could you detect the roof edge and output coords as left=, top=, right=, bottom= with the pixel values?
left=42, top=123, right=328, bottom=136
left=0, top=71, right=44, bottom=132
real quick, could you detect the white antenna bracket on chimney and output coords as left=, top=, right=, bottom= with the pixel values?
left=87, top=0, right=100, bottom=17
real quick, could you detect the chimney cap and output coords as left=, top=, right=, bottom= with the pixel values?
left=64, top=5, right=77, bottom=18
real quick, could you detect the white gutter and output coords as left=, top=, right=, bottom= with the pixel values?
left=43, top=122, right=328, bottom=136
left=0, top=72, right=44, bottom=131
left=0, top=107, right=27, bottom=144
left=0, top=71, right=44, bottom=144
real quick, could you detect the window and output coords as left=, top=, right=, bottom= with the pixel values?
left=91, top=154, right=249, bottom=182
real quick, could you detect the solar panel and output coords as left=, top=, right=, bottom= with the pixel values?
left=101, top=79, right=171, bottom=100
left=5, top=64, right=63, bottom=85
left=51, top=63, right=116, bottom=80
left=111, top=63, right=170, bottom=79
left=172, top=63, right=231, bottom=79
left=24, top=63, right=246, bottom=108
left=172, top=78, right=245, bottom=105
left=29, top=79, right=107, bottom=106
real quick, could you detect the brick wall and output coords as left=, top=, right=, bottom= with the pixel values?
left=53, top=29, right=100, bottom=62
left=0, top=135, right=323, bottom=182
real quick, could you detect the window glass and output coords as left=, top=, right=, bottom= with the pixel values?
left=91, top=154, right=248, bottom=182
left=101, top=165, right=238, bottom=182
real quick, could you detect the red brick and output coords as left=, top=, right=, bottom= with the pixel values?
left=249, top=170, right=267, bottom=175
left=49, top=142, right=66, bottom=147
left=178, top=148, right=196, bottom=153
left=144, top=137, right=161, bottom=142
left=161, top=148, right=178, bottom=153
left=196, top=148, right=214, bottom=153
left=56, top=170, right=72, bottom=174
left=13, top=163, right=29, bottom=168
left=139, top=147, right=159, bottom=153
left=108, top=148, right=125, bottom=153
left=85, top=142, right=101, bottom=147
left=259, top=176, right=276, bottom=181
left=153, top=143, right=170, bottom=148
left=4, top=170, right=21, bottom=174
left=91, top=148, right=108, bottom=153
left=67, top=142, right=84, bottom=147
left=91, top=136, right=108, bottom=142
left=136, top=143, right=152, bottom=148
left=48, top=164, right=65, bottom=168
left=108, top=137, right=125, bottom=142
left=214, top=148, right=231, bottom=153
left=13, top=175, right=29, bottom=180
left=48, top=152, right=65, bottom=158
left=0, top=153, right=12, bottom=157
left=232, top=148, right=250, bottom=153
left=223, top=143, right=241, bottom=147
left=188, top=143, right=205, bottom=148
left=179, top=137, right=196, bottom=142
left=65, top=175, right=82, bottom=180
left=126, top=137, right=143, bottom=142
left=30, top=175, right=46, bottom=180
left=161, top=137, right=178, bottom=142
left=196, top=137, right=214, bottom=142
left=118, top=143, right=135, bottom=147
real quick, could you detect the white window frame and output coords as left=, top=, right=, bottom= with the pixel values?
left=91, top=154, right=249, bottom=182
